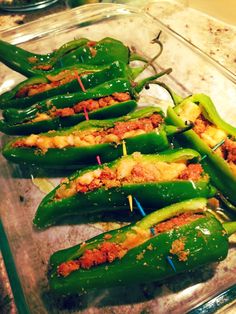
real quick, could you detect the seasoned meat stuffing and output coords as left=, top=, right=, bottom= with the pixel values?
left=154, top=212, right=203, bottom=234
left=57, top=242, right=126, bottom=277
left=193, top=114, right=236, bottom=169
left=193, top=114, right=210, bottom=135
left=52, top=92, right=131, bottom=117
left=15, top=70, right=87, bottom=98
left=222, top=138, right=236, bottom=163
left=12, top=113, right=162, bottom=152
left=33, top=64, right=53, bottom=71
left=57, top=212, right=203, bottom=277
left=55, top=154, right=204, bottom=200
left=178, top=164, right=204, bottom=181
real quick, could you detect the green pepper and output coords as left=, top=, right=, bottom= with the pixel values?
left=2, top=107, right=172, bottom=165
left=166, top=93, right=236, bottom=207
left=0, top=61, right=132, bottom=110
left=0, top=63, right=111, bottom=109
left=55, top=37, right=129, bottom=68
left=0, top=37, right=142, bottom=77
left=0, top=60, right=171, bottom=111
left=33, top=149, right=216, bottom=228
left=0, top=78, right=136, bottom=135
left=48, top=198, right=234, bottom=294
left=0, top=38, right=89, bottom=76
left=0, top=68, right=171, bottom=135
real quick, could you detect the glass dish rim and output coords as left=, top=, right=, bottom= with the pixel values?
left=0, top=2, right=235, bottom=84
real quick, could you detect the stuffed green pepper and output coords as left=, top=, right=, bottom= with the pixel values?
left=49, top=198, right=233, bottom=294
left=2, top=107, right=176, bottom=166
left=0, top=61, right=136, bottom=109
left=0, top=66, right=171, bottom=135
left=33, top=149, right=216, bottom=228
left=166, top=93, right=236, bottom=207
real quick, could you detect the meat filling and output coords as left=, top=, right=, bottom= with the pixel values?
left=55, top=154, right=204, bottom=200
left=193, top=114, right=227, bottom=148
left=57, top=212, right=203, bottom=277
left=177, top=164, right=204, bottom=181
left=57, top=241, right=127, bottom=277
left=15, top=70, right=89, bottom=98
left=221, top=138, right=236, bottom=175
left=50, top=92, right=131, bottom=118
left=222, top=138, right=236, bottom=163
left=32, top=64, right=53, bottom=71
left=193, top=114, right=210, bottom=135
left=27, top=92, right=131, bottom=123
left=74, top=164, right=203, bottom=194
left=12, top=113, right=162, bottom=152
left=154, top=212, right=203, bottom=234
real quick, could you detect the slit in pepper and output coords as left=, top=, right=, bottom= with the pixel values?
left=57, top=211, right=203, bottom=277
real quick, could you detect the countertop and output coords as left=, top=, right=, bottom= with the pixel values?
left=0, top=1, right=235, bottom=313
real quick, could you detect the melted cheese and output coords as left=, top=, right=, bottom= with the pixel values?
left=178, top=101, right=201, bottom=122
left=31, top=113, right=51, bottom=123
left=201, top=126, right=227, bottom=148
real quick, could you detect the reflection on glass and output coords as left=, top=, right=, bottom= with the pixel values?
left=0, top=0, right=59, bottom=11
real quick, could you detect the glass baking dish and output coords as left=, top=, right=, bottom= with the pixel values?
left=0, top=2, right=236, bottom=313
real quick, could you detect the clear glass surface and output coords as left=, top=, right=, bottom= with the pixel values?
left=0, top=0, right=59, bottom=12
left=0, top=3, right=236, bottom=313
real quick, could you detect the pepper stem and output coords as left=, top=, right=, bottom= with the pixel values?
left=130, top=32, right=164, bottom=78
left=135, top=68, right=172, bottom=93
left=141, top=32, right=163, bottom=72
left=152, top=81, right=184, bottom=105
left=165, top=122, right=193, bottom=137
left=129, top=53, right=148, bottom=63
left=219, top=193, right=236, bottom=213
left=130, top=66, right=147, bottom=79
left=223, top=222, right=236, bottom=236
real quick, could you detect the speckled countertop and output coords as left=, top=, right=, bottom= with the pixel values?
left=0, top=1, right=235, bottom=313
left=0, top=0, right=66, bottom=30
left=145, top=1, right=236, bottom=75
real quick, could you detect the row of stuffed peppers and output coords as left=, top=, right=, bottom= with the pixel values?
left=0, top=68, right=171, bottom=135
left=2, top=96, right=232, bottom=298
left=0, top=37, right=170, bottom=135
left=1, top=35, right=236, bottom=297
left=5, top=125, right=232, bottom=295
left=2, top=89, right=236, bottom=209
left=0, top=35, right=164, bottom=110
left=35, top=134, right=235, bottom=294
left=0, top=59, right=168, bottom=111
left=1, top=104, right=217, bottom=229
